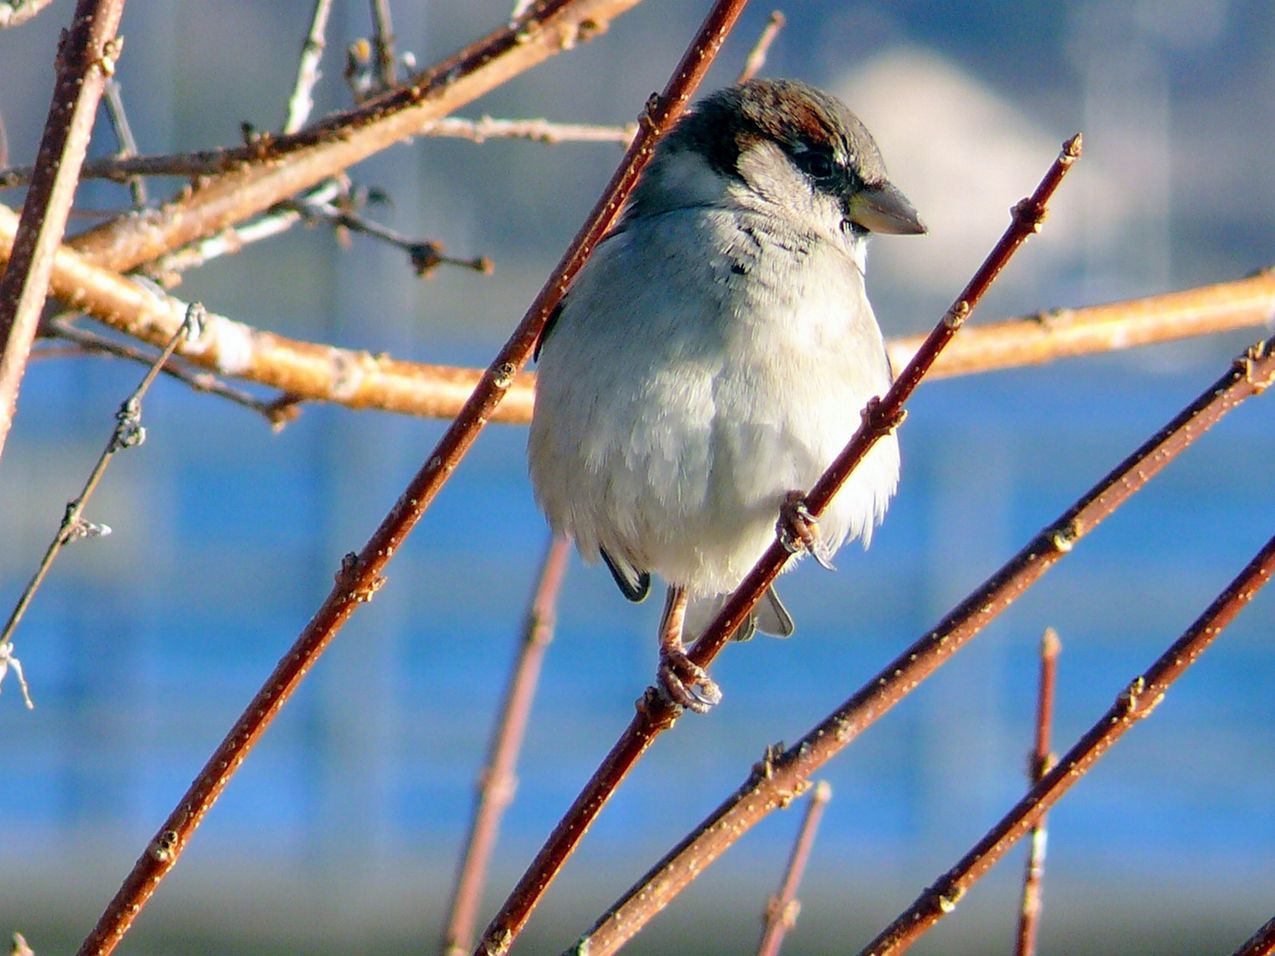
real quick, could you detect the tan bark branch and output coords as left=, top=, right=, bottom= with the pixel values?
left=886, top=268, right=1275, bottom=377
left=4, top=204, right=1270, bottom=427
left=63, top=0, right=647, bottom=273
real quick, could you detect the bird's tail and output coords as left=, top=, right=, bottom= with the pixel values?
left=685, top=587, right=796, bottom=643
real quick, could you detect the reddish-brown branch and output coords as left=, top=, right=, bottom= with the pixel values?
left=74, top=4, right=735, bottom=954
left=440, top=535, right=571, bottom=956
left=0, top=0, right=127, bottom=461
left=63, top=0, right=647, bottom=274
left=571, top=335, right=1273, bottom=954
left=686, top=138, right=1081, bottom=676
left=1015, top=628, right=1060, bottom=956
left=860, top=532, right=1275, bottom=956
left=755, top=780, right=831, bottom=956
left=482, top=136, right=1080, bottom=956
left=1234, top=915, right=1275, bottom=956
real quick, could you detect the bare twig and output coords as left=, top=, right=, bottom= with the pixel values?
left=755, top=780, right=830, bottom=956
left=101, top=79, right=146, bottom=206
left=0, top=0, right=128, bottom=461
left=440, top=535, right=571, bottom=956
left=0, top=117, right=637, bottom=187
left=431, top=116, right=636, bottom=145
left=0, top=304, right=206, bottom=710
left=288, top=193, right=493, bottom=276
left=737, top=10, right=785, bottom=84
left=74, top=4, right=731, bottom=952
left=860, top=532, right=1275, bottom=956
left=494, top=135, right=1081, bottom=956
left=42, top=316, right=299, bottom=427
left=0, top=0, right=57, bottom=29
left=369, top=0, right=397, bottom=90
left=572, top=335, right=1274, bottom=954
left=63, top=0, right=649, bottom=275
left=1234, top=915, right=1275, bottom=956
left=1015, top=628, right=1060, bottom=956
left=283, top=0, right=334, bottom=135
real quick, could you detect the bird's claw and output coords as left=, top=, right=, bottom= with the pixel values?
left=658, top=648, right=722, bottom=714
left=777, top=491, right=836, bottom=570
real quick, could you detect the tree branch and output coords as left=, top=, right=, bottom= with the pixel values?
left=73, top=2, right=735, bottom=952
left=860, top=532, right=1275, bottom=955
left=571, top=336, right=1274, bottom=954
left=63, top=0, right=648, bottom=274
left=488, top=136, right=1081, bottom=956
left=0, top=0, right=128, bottom=461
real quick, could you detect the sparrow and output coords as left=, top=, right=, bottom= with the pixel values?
left=528, top=78, right=924, bottom=712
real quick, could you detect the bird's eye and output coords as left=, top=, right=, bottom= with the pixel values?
left=794, top=149, right=836, bottom=180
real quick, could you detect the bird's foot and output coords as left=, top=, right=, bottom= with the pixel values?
left=657, top=648, right=722, bottom=714
left=777, top=491, right=835, bottom=570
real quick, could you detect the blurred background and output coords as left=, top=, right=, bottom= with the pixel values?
left=1, top=2, right=1272, bottom=954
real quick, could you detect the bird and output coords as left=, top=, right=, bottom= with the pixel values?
left=528, top=78, right=924, bottom=713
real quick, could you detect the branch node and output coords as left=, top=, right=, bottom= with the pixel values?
left=943, top=299, right=971, bottom=329
left=1012, top=197, right=1048, bottom=234
left=935, top=883, right=964, bottom=914
left=1236, top=338, right=1274, bottom=391
left=1116, top=675, right=1147, bottom=717
left=149, top=829, right=179, bottom=863
left=1048, top=520, right=1079, bottom=553
left=492, top=362, right=517, bottom=390
left=635, top=686, right=678, bottom=730
left=334, top=551, right=386, bottom=604
left=861, top=395, right=907, bottom=434
left=94, top=35, right=123, bottom=76
left=111, top=397, right=146, bottom=450
left=1060, top=132, right=1084, bottom=162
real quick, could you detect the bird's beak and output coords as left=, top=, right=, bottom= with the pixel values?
left=849, top=182, right=926, bottom=235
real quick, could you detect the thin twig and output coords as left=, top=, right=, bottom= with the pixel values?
left=755, top=780, right=831, bottom=956
left=1015, top=628, right=1060, bottom=956
left=859, top=532, right=1275, bottom=956
left=42, top=317, right=299, bottom=428
left=497, top=135, right=1081, bottom=956
left=737, top=10, right=784, bottom=84
left=101, top=78, right=146, bottom=206
left=571, top=335, right=1274, bottom=954
left=0, top=304, right=206, bottom=710
left=369, top=0, right=397, bottom=90
left=283, top=0, right=334, bottom=135
left=1234, top=915, right=1275, bottom=956
left=288, top=195, right=493, bottom=276
left=74, top=3, right=731, bottom=952
left=62, top=0, right=649, bottom=275
left=0, top=0, right=128, bottom=462
left=440, top=535, right=571, bottom=956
